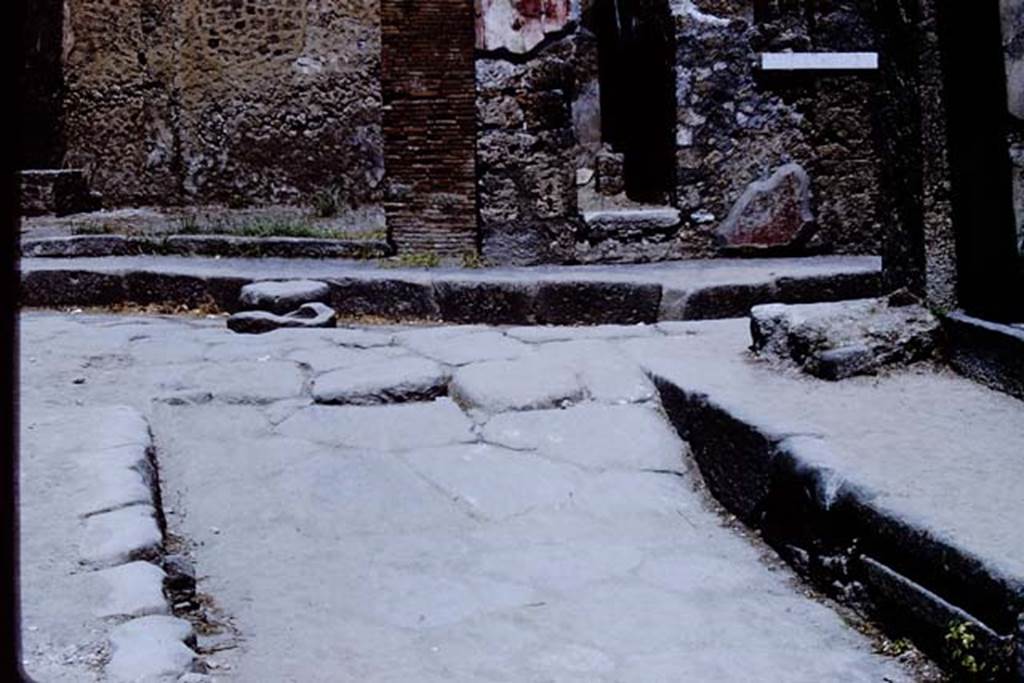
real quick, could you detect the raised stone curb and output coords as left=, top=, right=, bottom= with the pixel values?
left=19, top=255, right=883, bottom=324
left=944, top=311, right=1024, bottom=401
left=20, top=234, right=393, bottom=259
left=651, top=374, right=1024, bottom=678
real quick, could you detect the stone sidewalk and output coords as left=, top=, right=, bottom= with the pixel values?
left=17, top=311, right=927, bottom=682
left=20, top=254, right=880, bottom=323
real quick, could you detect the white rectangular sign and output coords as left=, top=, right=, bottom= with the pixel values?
left=760, top=52, right=879, bottom=71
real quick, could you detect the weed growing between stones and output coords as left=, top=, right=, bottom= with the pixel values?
left=311, top=187, right=342, bottom=218
left=385, top=251, right=443, bottom=269
left=943, top=620, right=1012, bottom=680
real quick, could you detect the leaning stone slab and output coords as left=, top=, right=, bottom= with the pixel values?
left=750, top=292, right=941, bottom=379
left=107, top=615, right=197, bottom=682
left=716, top=162, right=816, bottom=252
left=228, top=302, right=338, bottom=334
left=238, top=280, right=331, bottom=314
left=80, top=504, right=162, bottom=568
left=313, top=357, right=449, bottom=405
left=92, top=561, right=169, bottom=619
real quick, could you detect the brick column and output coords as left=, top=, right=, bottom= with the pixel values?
left=381, top=0, right=479, bottom=255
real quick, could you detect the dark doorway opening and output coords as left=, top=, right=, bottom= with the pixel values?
left=935, top=0, right=1024, bottom=322
left=18, top=0, right=64, bottom=170
left=593, top=0, right=676, bottom=204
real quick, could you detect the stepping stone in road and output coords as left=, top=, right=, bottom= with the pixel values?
left=238, top=279, right=331, bottom=314
left=313, top=356, right=449, bottom=405
left=228, top=302, right=338, bottom=334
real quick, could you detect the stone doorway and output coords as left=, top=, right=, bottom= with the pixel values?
left=18, top=0, right=64, bottom=170
left=574, top=0, right=681, bottom=262
left=592, top=0, right=677, bottom=205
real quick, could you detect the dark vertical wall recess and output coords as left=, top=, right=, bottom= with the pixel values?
left=936, top=0, right=1024, bottom=321
left=594, top=0, right=676, bottom=204
left=381, top=0, right=479, bottom=255
left=18, top=0, right=64, bottom=169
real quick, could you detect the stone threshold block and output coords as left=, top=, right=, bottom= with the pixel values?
left=750, top=292, right=941, bottom=380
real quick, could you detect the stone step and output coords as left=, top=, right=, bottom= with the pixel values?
left=20, top=233, right=393, bottom=260
left=19, top=169, right=100, bottom=217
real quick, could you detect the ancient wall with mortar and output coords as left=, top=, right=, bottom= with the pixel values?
left=474, top=0, right=891, bottom=264
left=382, top=0, right=478, bottom=255
left=671, top=0, right=883, bottom=258
left=475, top=0, right=581, bottom=265
left=61, top=0, right=383, bottom=209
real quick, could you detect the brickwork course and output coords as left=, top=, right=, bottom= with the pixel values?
left=381, top=0, right=479, bottom=255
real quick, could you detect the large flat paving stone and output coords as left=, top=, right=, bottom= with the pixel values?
left=482, top=403, right=685, bottom=472
left=532, top=339, right=656, bottom=404
left=395, top=327, right=531, bottom=365
left=313, top=356, right=449, bottom=405
left=288, top=344, right=406, bottom=373
left=157, top=360, right=306, bottom=403
left=275, top=397, right=476, bottom=451
left=399, top=443, right=583, bottom=521
left=451, top=355, right=584, bottom=412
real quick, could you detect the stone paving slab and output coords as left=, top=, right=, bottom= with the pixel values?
left=19, top=312, right=930, bottom=681
left=20, top=254, right=881, bottom=323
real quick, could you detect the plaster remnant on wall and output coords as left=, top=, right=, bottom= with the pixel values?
left=476, top=0, right=572, bottom=54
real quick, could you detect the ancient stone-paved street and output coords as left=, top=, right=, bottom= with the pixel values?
left=19, top=312, right=917, bottom=682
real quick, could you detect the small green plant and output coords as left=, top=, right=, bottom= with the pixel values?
left=71, top=222, right=117, bottom=235
left=311, top=188, right=342, bottom=218
left=943, top=620, right=1009, bottom=679
left=388, top=251, right=442, bottom=269
left=878, top=637, right=913, bottom=657
left=175, top=212, right=202, bottom=235
left=460, top=250, right=485, bottom=269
